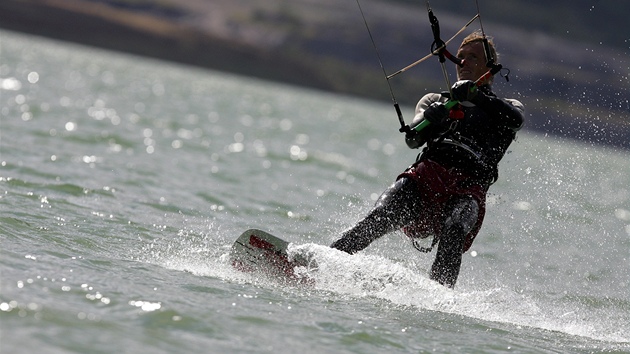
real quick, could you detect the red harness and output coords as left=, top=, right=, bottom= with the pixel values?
left=397, top=159, right=487, bottom=252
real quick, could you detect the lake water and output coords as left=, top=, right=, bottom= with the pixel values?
left=1, top=30, right=629, bottom=353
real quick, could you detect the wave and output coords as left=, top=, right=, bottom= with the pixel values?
left=286, top=243, right=630, bottom=345
left=145, top=228, right=629, bottom=347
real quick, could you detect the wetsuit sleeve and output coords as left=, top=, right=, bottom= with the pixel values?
left=474, top=94, right=524, bottom=131
left=411, top=93, right=444, bottom=126
left=405, top=93, right=445, bottom=149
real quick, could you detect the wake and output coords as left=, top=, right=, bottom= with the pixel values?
left=287, top=243, right=629, bottom=345
left=145, top=231, right=629, bottom=346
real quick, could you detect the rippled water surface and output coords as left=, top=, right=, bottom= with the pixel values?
left=1, top=31, right=629, bottom=353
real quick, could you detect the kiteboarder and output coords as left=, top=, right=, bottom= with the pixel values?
left=330, top=31, right=524, bottom=288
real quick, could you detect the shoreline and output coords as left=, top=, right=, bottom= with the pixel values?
left=0, top=0, right=333, bottom=91
left=1, top=0, right=628, bottom=150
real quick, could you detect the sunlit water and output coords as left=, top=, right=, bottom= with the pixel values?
left=1, top=30, right=629, bottom=353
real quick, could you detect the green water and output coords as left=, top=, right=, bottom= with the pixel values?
left=1, top=30, right=629, bottom=353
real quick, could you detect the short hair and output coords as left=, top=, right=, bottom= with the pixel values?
left=460, top=30, right=498, bottom=64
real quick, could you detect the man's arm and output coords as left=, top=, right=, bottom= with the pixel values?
left=405, top=93, right=447, bottom=149
left=475, top=95, right=524, bottom=131
left=411, top=93, right=445, bottom=127
left=450, top=80, right=524, bottom=131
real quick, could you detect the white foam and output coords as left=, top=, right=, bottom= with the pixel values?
left=288, top=243, right=630, bottom=344
left=148, top=235, right=629, bottom=344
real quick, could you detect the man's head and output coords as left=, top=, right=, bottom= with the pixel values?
left=456, top=31, right=497, bottom=84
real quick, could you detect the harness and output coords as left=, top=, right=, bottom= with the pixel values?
left=422, top=130, right=499, bottom=186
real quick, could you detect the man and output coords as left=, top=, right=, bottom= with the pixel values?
left=330, top=31, right=524, bottom=288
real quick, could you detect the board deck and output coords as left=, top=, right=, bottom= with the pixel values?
left=231, top=229, right=308, bottom=281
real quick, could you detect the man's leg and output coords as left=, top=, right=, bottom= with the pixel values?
left=430, top=196, right=479, bottom=288
left=331, top=177, right=421, bottom=254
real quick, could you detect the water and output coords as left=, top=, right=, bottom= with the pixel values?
left=1, top=30, right=629, bottom=353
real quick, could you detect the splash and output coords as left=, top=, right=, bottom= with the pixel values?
left=139, top=226, right=629, bottom=346
left=287, top=243, right=629, bottom=345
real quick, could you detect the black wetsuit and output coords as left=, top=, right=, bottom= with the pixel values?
left=409, top=86, right=524, bottom=184
left=331, top=85, right=524, bottom=287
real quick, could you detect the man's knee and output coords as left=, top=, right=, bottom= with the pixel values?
left=444, top=196, right=479, bottom=235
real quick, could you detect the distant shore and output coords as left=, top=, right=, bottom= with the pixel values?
left=1, top=0, right=628, bottom=149
left=0, top=0, right=335, bottom=91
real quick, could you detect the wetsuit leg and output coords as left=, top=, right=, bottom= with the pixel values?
left=430, top=196, right=479, bottom=288
left=331, top=177, right=422, bottom=254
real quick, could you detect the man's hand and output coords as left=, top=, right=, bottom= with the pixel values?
left=423, top=102, right=448, bottom=124
left=451, top=80, right=478, bottom=103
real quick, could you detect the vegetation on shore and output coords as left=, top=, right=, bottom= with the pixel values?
left=1, top=0, right=628, bottom=147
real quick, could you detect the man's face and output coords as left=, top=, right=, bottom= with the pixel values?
left=456, top=41, right=489, bottom=83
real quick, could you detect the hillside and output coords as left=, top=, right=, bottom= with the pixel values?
left=1, top=0, right=628, bottom=148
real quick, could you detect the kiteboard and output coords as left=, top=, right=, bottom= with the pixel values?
left=231, top=229, right=310, bottom=282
